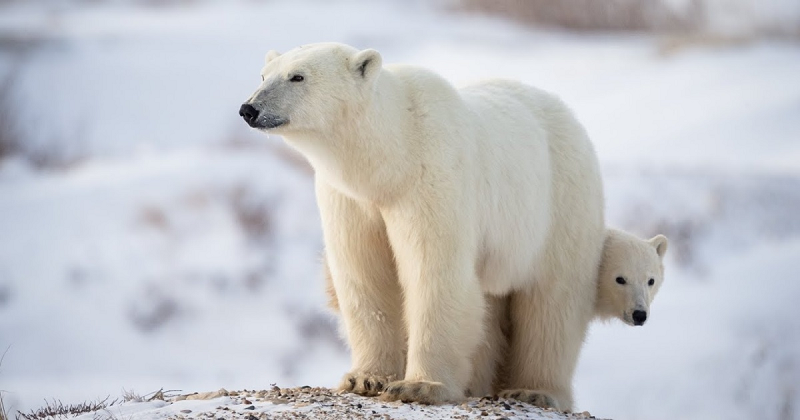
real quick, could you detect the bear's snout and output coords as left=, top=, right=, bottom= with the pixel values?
left=239, top=104, right=260, bottom=127
left=632, top=310, right=647, bottom=326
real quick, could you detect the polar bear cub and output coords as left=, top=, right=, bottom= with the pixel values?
left=595, top=228, right=668, bottom=326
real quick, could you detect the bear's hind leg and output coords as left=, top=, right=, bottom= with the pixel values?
left=466, top=294, right=510, bottom=398
left=501, top=279, right=595, bottom=412
left=498, top=389, right=561, bottom=410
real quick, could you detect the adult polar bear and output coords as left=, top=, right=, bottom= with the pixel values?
left=240, top=42, right=605, bottom=410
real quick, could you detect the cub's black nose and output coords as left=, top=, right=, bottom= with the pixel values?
left=632, top=310, right=647, bottom=326
left=239, top=104, right=259, bottom=127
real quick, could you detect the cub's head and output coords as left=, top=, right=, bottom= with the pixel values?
left=239, top=42, right=382, bottom=135
left=596, top=229, right=668, bottom=327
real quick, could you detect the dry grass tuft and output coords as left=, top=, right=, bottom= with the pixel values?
left=0, top=392, right=11, bottom=420
left=0, top=347, right=13, bottom=420
left=18, top=397, right=117, bottom=420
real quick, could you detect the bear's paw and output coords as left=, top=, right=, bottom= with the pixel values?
left=338, top=372, right=397, bottom=397
left=379, top=380, right=459, bottom=404
left=498, top=389, right=561, bottom=411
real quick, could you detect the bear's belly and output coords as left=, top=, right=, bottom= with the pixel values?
left=476, top=225, right=549, bottom=295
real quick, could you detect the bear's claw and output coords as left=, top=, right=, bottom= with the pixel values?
left=498, top=389, right=561, bottom=410
left=379, top=380, right=456, bottom=404
left=338, top=372, right=394, bottom=397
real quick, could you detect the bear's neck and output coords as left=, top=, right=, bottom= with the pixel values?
left=285, top=71, right=421, bottom=204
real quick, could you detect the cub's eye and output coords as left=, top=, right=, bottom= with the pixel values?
left=290, top=74, right=304, bottom=82
left=615, top=277, right=626, bottom=285
left=648, top=278, right=655, bottom=286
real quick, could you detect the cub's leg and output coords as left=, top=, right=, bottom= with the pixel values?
left=317, top=181, right=406, bottom=396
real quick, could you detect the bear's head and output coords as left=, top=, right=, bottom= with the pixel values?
left=596, top=229, right=668, bottom=327
left=239, top=42, right=382, bottom=135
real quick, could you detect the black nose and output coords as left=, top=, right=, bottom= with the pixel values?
left=239, top=104, right=259, bottom=126
left=632, top=310, right=647, bottom=326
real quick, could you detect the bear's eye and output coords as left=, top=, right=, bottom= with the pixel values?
left=648, top=278, right=655, bottom=286
left=615, top=277, right=626, bottom=285
left=290, top=74, right=304, bottom=82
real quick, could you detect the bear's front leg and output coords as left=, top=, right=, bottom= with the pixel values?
left=316, top=181, right=407, bottom=396
left=380, top=200, right=485, bottom=404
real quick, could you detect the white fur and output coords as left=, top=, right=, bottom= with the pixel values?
left=466, top=228, right=669, bottom=403
left=595, top=229, right=668, bottom=326
left=242, top=43, right=605, bottom=409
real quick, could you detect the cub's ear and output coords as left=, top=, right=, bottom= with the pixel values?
left=265, top=50, right=281, bottom=64
left=350, top=49, right=382, bottom=80
left=649, top=234, right=668, bottom=259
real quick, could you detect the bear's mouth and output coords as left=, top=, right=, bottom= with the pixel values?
left=239, top=104, right=288, bottom=130
left=623, top=310, right=647, bottom=326
left=622, top=312, right=637, bottom=327
left=260, top=115, right=288, bottom=129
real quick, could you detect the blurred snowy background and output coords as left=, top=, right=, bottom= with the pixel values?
left=0, top=0, right=798, bottom=419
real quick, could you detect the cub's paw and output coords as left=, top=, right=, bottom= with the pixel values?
left=499, top=389, right=561, bottom=410
left=380, top=380, right=459, bottom=404
left=338, top=372, right=396, bottom=397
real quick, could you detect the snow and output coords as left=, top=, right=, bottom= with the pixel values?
left=60, top=387, right=593, bottom=420
left=0, top=1, right=798, bottom=420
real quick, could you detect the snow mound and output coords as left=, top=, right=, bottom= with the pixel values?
left=65, top=387, right=608, bottom=420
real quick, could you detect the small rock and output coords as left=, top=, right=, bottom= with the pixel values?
left=502, top=402, right=512, bottom=410
left=243, top=399, right=252, bottom=404
left=480, top=410, right=488, bottom=416
left=244, top=405, right=255, bottom=410
left=180, top=409, right=192, bottom=413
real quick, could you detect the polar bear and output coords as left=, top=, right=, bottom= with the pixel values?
left=595, top=229, right=668, bottom=326
left=240, top=42, right=605, bottom=409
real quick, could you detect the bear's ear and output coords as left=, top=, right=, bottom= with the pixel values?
left=350, top=49, right=382, bottom=80
left=649, top=234, right=668, bottom=259
left=265, top=50, right=281, bottom=64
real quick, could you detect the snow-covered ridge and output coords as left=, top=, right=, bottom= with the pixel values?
left=56, top=386, right=607, bottom=420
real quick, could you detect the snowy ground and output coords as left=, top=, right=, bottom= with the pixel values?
left=48, top=386, right=606, bottom=420
left=0, top=1, right=799, bottom=420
